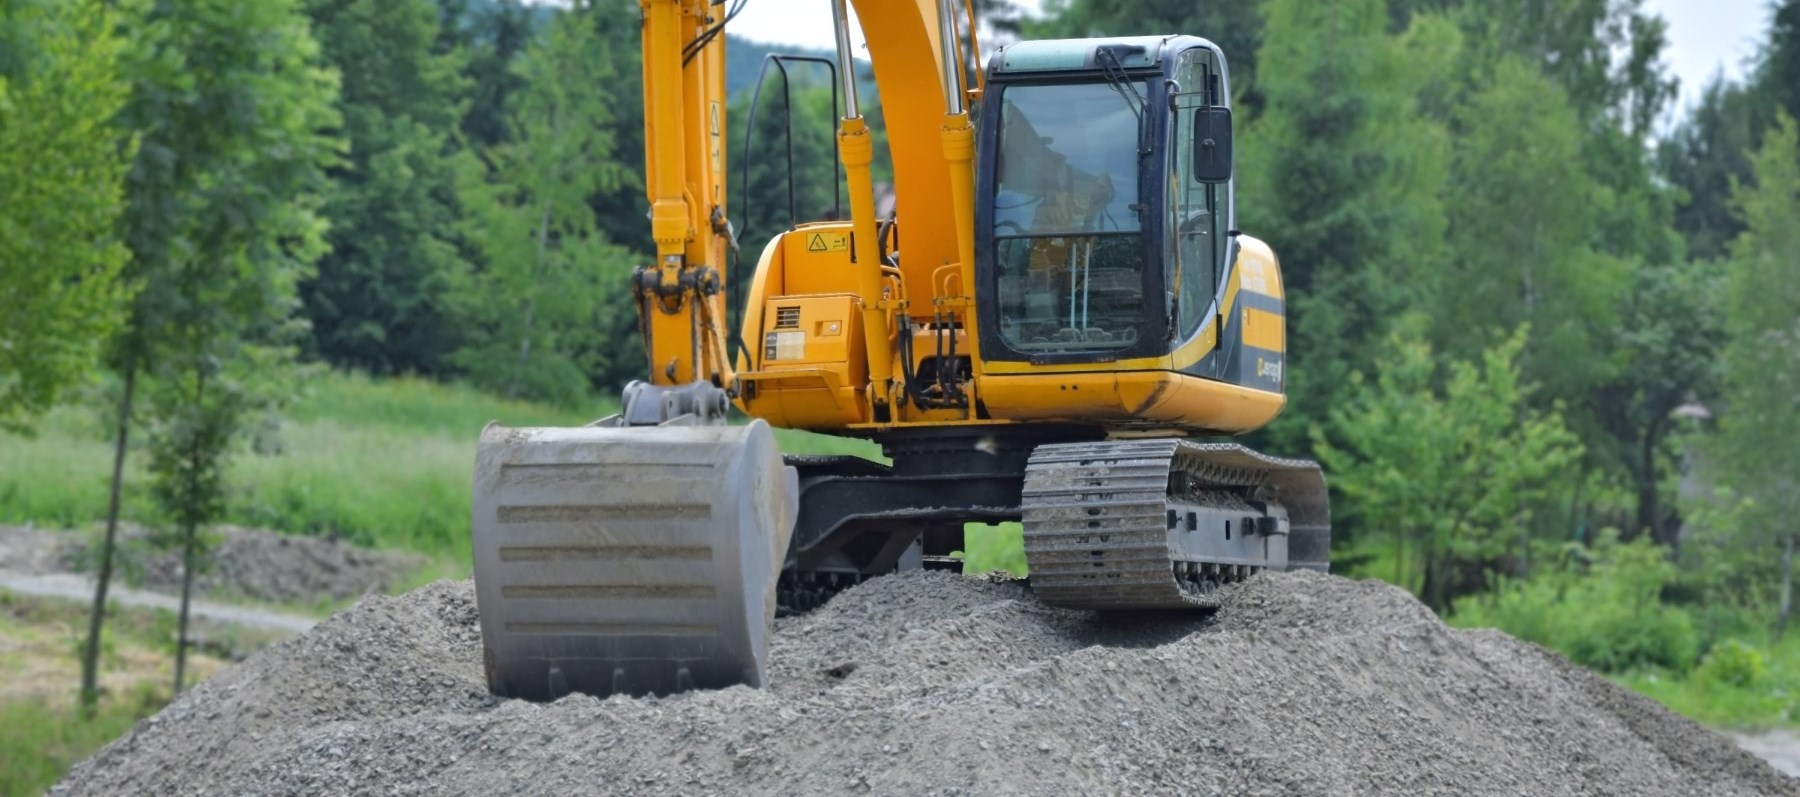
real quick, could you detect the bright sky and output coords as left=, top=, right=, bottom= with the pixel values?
left=726, top=0, right=1769, bottom=123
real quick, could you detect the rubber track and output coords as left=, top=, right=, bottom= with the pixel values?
left=1021, top=439, right=1326, bottom=611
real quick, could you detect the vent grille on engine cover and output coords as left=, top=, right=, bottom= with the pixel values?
left=775, top=306, right=801, bottom=329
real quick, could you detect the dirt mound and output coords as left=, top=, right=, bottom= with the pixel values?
left=109, top=525, right=429, bottom=605
left=0, top=524, right=67, bottom=574
left=55, top=571, right=1796, bottom=796
left=2, top=524, right=428, bottom=605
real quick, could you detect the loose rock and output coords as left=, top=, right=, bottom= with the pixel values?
left=54, top=570, right=1798, bottom=796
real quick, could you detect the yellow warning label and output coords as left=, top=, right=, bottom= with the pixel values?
left=805, top=233, right=849, bottom=253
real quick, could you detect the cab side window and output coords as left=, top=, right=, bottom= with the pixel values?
left=1171, top=49, right=1223, bottom=341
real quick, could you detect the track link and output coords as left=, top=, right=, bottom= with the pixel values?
left=1021, top=439, right=1329, bottom=611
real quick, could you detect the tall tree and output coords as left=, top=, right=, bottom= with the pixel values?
left=1432, top=57, right=1626, bottom=404
left=299, top=0, right=472, bottom=376
left=1313, top=330, right=1583, bottom=610
left=1587, top=259, right=1723, bottom=545
left=458, top=0, right=540, bottom=151
left=0, top=0, right=133, bottom=427
left=1239, top=1, right=1454, bottom=454
left=1659, top=77, right=1759, bottom=263
left=453, top=1, right=636, bottom=405
left=1435, top=0, right=1685, bottom=538
left=1759, top=0, right=1800, bottom=128
left=83, top=0, right=339, bottom=708
left=1708, top=112, right=1800, bottom=640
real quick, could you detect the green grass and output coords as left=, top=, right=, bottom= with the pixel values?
left=0, top=371, right=882, bottom=561
left=1617, top=632, right=1800, bottom=729
left=960, top=522, right=1027, bottom=575
left=0, top=691, right=153, bottom=797
left=0, top=589, right=273, bottom=797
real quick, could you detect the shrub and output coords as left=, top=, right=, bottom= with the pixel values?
left=1696, top=640, right=1768, bottom=689
left=1451, top=530, right=1697, bottom=673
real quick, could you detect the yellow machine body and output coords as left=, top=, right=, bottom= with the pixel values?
left=469, top=0, right=1329, bottom=703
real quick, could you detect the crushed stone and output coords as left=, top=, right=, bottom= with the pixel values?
left=54, top=570, right=1798, bottom=796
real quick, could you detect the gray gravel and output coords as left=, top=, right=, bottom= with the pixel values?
left=54, top=570, right=1798, bottom=796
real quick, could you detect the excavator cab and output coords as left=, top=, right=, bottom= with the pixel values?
left=979, top=37, right=1237, bottom=373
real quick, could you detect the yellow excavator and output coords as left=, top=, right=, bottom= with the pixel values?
left=471, top=0, right=1329, bottom=701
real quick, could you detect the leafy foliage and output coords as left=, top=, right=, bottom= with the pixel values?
left=1697, top=640, right=1768, bottom=690
left=1451, top=530, right=1698, bottom=673
left=1313, top=330, right=1583, bottom=609
left=1240, top=0, right=1452, bottom=453
left=299, top=0, right=473, bottom=377
left=108, top=0, right=340, bottom=694
left=1699, top=112, right=1800, bottom=637
left=0, top=0, right=133, bottom=426
left=451, top=1, right=638, bottom=404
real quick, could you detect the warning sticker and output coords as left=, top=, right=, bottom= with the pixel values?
left=805, top=232, right=849, bottom=253
left=773, top=330, right=805, bottom=360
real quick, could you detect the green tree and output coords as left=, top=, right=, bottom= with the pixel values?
left=299, top=0, right=472, bottom=376
left=1759, top=0, right=1800, bottom=129
left=83, top=0, right=340, bottom=709
left=0, top=0, right=134, bottom=426
left=1427, top=0, right=1684, bottom=542
left=1586, top=259, right=1723, bottom=545
left=1313, top=329, right=1583, bottom=611
left=577, top=2, right=652, bottom=257
left=1708, top=112, right=1800, bottom=640
left=1432, top=57, right=1627, bottom=406
left=1239, top=1, right=1454, bottom=454
left=453, top=1, right=636, bottom=404
left=1659, top=77, right=1759, bottom=264
left=456, top=0, right=541, bottom=151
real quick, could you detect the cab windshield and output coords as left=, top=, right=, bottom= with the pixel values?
left=993, top=80, right=1145, bottom=354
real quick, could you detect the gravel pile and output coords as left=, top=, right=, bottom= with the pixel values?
left=55, top=571, right=1797, bottom=796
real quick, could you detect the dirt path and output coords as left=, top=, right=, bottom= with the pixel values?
left=1736, top=730, right=1800, bottom=777
left=0, top=570, right=317, bottom=635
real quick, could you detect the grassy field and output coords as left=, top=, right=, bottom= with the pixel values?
left=1619, top=633, right=1800, bottom=729
left=0, top=372, right=882, bottom=563
left=0, top=590, right=272, bottom=797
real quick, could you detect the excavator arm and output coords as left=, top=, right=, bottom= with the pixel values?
left=471, top=0, right=980, bottom=701
left=635, top=0, right=733, bottom=391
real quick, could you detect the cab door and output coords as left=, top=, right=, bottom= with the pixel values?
left=1168, top=47, right=1232, bottom=379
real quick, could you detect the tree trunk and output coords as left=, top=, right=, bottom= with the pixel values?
left=173, top=513, right=197, bottom=694
left=173, top=369, right=204, bottom=695
left=81, top=367, right=135, bottom=719
left=1419, top=534, right=1439, bottom=611
left=1778, top=533, right=1795, bottom=644
left=1392, top=528, right=1405, bottom=588
left=1637, top=417, right=1667, bottom=545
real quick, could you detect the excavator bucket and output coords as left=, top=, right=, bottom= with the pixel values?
left=471, top=420, right=797, bottom=701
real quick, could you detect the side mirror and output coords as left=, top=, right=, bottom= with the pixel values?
left=1192, top=106, right=1233, bottom=184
